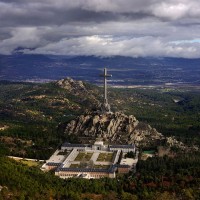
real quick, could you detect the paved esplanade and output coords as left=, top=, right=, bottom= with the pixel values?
left=100, top=68, right=112, bottom=112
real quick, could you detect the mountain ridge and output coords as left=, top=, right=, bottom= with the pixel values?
left=1, top=54, right=200, bottom=86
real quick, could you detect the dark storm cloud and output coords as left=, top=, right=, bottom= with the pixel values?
left=0, top=1, right=154, bottom=27
left=0, top=9, right=121, bottom=27
left=0, top=0, right=200, bottom=57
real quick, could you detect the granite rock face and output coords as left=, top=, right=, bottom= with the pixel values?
left=58, top=78, right=190, bottom=149
left=56, top=78, right=100, bottom=108
left=57, top=78, right=88, bottom=95
left=64, top=111, right=164, bottom=146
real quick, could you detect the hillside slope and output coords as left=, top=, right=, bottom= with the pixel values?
left=0, top=78, right=200, bottom=158
left=63, top=109, right=192, bottom=152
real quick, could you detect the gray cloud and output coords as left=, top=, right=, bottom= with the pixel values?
left=0, top=0, right=200, bottom=57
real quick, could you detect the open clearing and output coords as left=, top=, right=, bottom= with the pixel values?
left=74, top=152, right=93, bottom=161
left=19, top=159, right=42, bottom=167
left=97, top=153, right=113, bottom=162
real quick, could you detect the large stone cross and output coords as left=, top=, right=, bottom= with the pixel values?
left=100, top=68, right=112, bottom=112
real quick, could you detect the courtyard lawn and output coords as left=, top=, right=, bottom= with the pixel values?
left=70, top=164, right=80, bottom=168
left=57, top=151, right=70, bottom=156
left=93, top=165, right=110, bottom=169
left=97, top=153, right=114, bottom=162
left=74, top=152, right=93, bottom=161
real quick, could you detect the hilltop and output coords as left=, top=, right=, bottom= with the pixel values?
left=0, top=78, right=199, bottom=159
left=0, top=78, right=200, bottom=199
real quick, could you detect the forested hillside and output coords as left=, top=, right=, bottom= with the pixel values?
left=0, top=80, right=100, bottom=159
left=0, top=80, right=200, bottom=158
left=0, top=155, right=199, bottom=199
left=0, top=80, right=200, bottom=199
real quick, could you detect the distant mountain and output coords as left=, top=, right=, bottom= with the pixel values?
left=0, top=54, right=200, bottom=86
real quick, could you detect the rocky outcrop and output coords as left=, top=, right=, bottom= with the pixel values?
left=56, top=78, right=100, bottom=108
left=166, top=136, right=186, bottom=150
left=57, top=78, right=88, bottom=95
left=64, top=111, right=164, bottom=147
left=59, top=78, right=191, bottom=149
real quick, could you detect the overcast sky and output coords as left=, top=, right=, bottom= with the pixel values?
left=1, top=0, right=200, bottom=58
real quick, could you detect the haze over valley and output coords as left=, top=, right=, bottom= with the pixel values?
left=1, top=55, right=200, bottom=88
